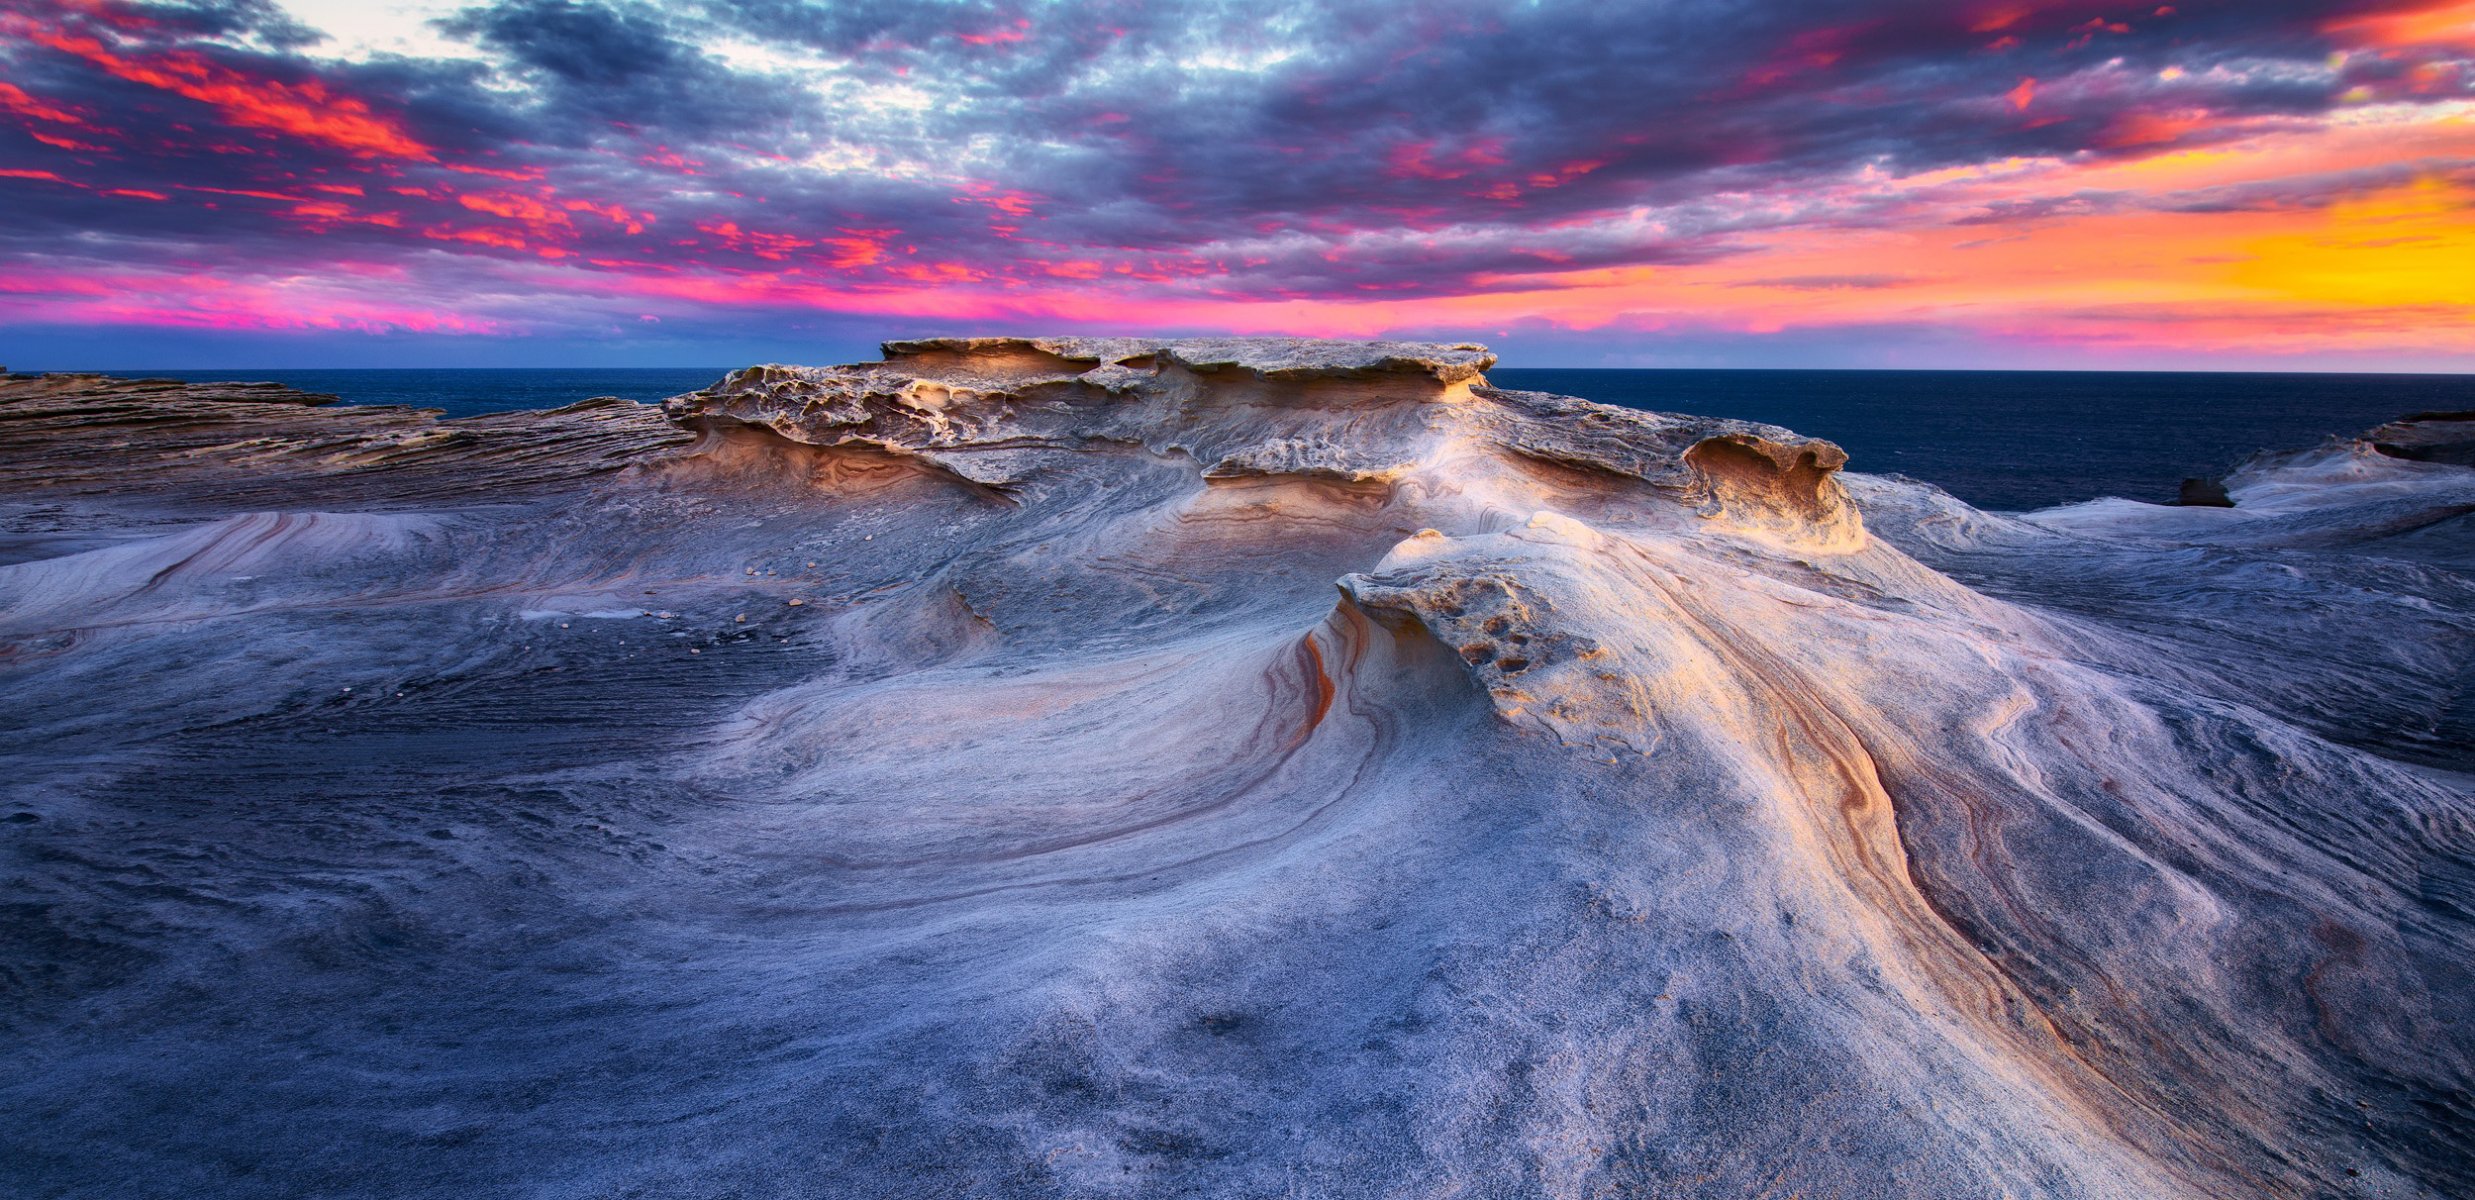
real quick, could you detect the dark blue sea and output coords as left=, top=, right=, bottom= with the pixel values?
left=144, top=367, right=2475, bottom=512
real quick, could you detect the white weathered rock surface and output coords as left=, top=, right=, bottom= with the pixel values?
left=0, top=343, right=2469, bottom=1198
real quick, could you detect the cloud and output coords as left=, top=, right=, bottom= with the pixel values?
left=1731, top=274, right=1920, bottom=290
left=0, top=0, right=2469, bottom=365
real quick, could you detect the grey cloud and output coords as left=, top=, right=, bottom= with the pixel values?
left=0, top=0, right=2467, bottom=306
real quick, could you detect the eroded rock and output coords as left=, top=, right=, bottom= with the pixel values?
left=0, top=347, right=2469, bottom=1200
left=2371, top=410, right=2475, bottom=468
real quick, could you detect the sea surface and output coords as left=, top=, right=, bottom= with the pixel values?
left=143, top=366, right=2475, bottom=512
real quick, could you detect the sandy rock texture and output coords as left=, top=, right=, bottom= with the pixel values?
left=1, top=344, right=2470, bottom=1198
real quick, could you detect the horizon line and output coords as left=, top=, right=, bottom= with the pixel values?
left=19, top=363, right=2475, bottom=379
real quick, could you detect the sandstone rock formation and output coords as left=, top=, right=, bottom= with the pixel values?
left=2370, top=410, right=2475, bottom=468
left=1, top=343, right=2469, bottom=1198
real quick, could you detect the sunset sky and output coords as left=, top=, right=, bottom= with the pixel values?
left=1, top=0, right=2471, bottom=369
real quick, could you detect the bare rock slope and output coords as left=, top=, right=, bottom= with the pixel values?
left=1, top=343, right=2470, bottom=1199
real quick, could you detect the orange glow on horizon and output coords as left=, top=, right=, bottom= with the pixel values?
left=2234, top=177, right=2475, bottom=307
left=2327, top=0, right=2475, bottom=49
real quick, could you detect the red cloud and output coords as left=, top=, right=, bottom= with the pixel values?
left=0, top=81, right=92, bottom=128
left=958, top=19, right=1031, bottom=45
left=7, top=12, right=433, bottom=160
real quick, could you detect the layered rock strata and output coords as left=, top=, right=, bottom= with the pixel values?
left=1, top=341, right=2469, bottom=1199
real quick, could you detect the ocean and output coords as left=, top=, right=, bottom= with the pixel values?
left=141, top=366, right=2475, bottom=513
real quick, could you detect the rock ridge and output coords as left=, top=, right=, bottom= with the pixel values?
left=664, top=338, right=1864, bottom=546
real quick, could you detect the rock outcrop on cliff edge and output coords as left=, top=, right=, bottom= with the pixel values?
left=1, top=341, right=2470, bottom=1199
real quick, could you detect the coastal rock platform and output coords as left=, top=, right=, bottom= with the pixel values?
left=2, top=342, right=2470, bottom=1198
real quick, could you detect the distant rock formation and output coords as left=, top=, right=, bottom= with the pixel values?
left=0, top=372, right=687, bottom=509
left=1, top=342, right=2470, bottom=1199
left=2371, top=410, right=2475, bottom=467
left=2176, top=475, right=2235, bottom=506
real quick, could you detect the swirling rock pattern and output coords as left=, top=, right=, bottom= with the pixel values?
left=1, top=344, right=2469, bottom=1198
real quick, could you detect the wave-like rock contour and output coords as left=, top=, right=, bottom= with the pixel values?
left=1, top=343, right=2470, bottom=1199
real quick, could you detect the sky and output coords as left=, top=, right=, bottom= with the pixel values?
left=0, top=0, right=2471, bottom=370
